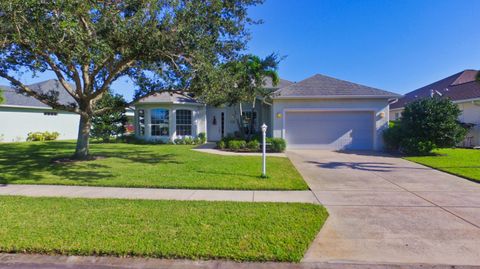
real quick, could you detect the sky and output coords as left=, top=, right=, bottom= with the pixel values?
left=1, top=0, right=479, bottom=100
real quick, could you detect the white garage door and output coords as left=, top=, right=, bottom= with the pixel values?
left=285, top=111, right=374, bottom=150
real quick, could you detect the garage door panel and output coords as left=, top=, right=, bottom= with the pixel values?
left=285, top=111, right=374, bottom=150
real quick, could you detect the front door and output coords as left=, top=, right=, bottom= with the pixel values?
left=206, top=108, right=225, bottom=141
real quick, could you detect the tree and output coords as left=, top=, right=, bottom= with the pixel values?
left=91, top=91, right=127, bottom=142
left=383, top=97, right=467, bottom=155
left=0, top=89, right=4, bottom=104
left=221, top=54, right=280, bottom=137
left=0, top=0, right=262, bottom=159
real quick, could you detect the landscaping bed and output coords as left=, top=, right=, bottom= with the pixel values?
left=0, top=141, right=307, bottom=190
left=0, top=196, right=328, bottom=262
left=405, top=148, right=480, bottom=183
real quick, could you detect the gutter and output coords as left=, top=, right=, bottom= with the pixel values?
left=273, top=95, right=402, bottom=100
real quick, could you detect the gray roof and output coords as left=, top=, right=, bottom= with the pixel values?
left=135, top=91, right=202, bottom=105
left=0, top=79, right=77, bottom=108
left=273, top=74, right=400, bottom=98
left=262, top=77, right=294, bottom=89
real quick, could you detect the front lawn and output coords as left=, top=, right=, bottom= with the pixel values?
left=405, top=148, right=480, bottom=183
left=0, top=141, right=307, bottom=190
left=0, top=196, right=327, bottom=262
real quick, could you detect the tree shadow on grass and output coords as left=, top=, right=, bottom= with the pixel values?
left=0, top=141, right=182, bottom=184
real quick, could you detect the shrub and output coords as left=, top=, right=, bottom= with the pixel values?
left=27, top=131, right=60, bottom=141
left=227, top=140, right=247, bottom=151
left=217, top=140, right=226, bottom=149
left=198, top=133, right=207, bottom=144
left=267, top=138, right=286, bottom=152
left=246, top=140, right=259, bottom=150
left=399, top=138, right=436, bottom=156
left=383, top=97, right=467, bottom=155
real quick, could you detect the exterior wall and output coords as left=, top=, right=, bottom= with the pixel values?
left=389, top=108, right=403, bottom=121
left=457, top=100, right=480, bottom=147
left=272, top=98, right=391, bottom=151
left=0, top=107, right=79, bottom=142
left=134, top=103, right=206, bottom=142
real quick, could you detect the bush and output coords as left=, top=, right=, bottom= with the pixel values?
left=246, top=140, right=259, bottom=150
left=267, top=138, right=286, bottom=152
left=217, top=140, right=226, bottom=149
left=198, top=132, right=207, bottom=144
left=399, top=138, right=436, bottom=156
left=227, top=140, right=247, bottom=151
left=383, top=97, right=467, bottom=155
left=27, top=131, right=60, bottom=141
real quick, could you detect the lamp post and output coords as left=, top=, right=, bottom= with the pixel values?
left=261, top=123, right=267, bottom=178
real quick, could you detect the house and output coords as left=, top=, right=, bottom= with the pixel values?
left=133, top=74, right=400, bottom=151
left=390, top=70, right=480, bottom=147
left=0, top=80, right=80, bottom=142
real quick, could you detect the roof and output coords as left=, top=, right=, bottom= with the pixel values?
left=134, top=91, right=202, bottom=105
left=262, top=77, right=294, bottom=89
left=0, top=79, right=77, bottom=108
left=273, top=74, right=400, bottom=99
left=391, top=70, right=480, bottom=109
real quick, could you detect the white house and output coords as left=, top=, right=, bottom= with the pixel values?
left=390, top=70, right=480, bottom=147
left=0, top=80, right=79, bottom=142
left=134, top=73, right=400, bottom=151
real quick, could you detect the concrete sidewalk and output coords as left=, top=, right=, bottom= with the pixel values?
left=0, top=184, right=318, bottom=204
left=1, top=253, right=478, bottom=269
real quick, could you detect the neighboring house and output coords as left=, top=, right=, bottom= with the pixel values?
left=390, top=70, right=480, bottom=147
left=0, top=80, right=80, bottom=142
left=133, top=74, right=400, bottom=151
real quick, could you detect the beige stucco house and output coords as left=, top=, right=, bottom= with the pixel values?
left=134, top=74, right=400, bottom=151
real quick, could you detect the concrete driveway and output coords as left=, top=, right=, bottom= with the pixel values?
left=287, top=150, right=480, bottom=266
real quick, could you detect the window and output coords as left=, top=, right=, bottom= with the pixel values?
left=395, top=112, right=401, bottom=120
left=138, top=109, right=145, bottom=135
left=242, top=111, right=257, bottom=134
left=43, top=112, right=58, bottom=116
left=176, top=109, right=192, bottom=136
left=151, top=109, right=169, bottom=136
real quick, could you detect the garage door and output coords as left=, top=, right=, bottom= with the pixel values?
left=284, top=111, right=374, bottom=150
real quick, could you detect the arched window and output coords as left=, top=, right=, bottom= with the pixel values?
left=151, top=109, right=169, bottom=136
left=176, top=109, right=192, bottom=136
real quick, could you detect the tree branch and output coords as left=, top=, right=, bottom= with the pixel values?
left=0, top=71, right=83, bottom=115
left=38, top=51, right=80, bottom=101
left=90, top=59, right=135, bottom=101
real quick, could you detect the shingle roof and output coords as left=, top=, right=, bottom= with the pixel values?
left=135, top=91, right=201, bottom=105
left=0, top=79, right=77, bottom=108
left=262, top=77, right=293, bottom=89
left=273, top=74, right=400, bottom=98
left=391, top=70, right=480, bottom=109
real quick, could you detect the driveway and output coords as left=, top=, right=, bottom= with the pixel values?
left=287, top=150, right=480, bottom=266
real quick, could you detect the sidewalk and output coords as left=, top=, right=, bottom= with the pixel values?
left=0, top=253, right=476, bottom=269
left=0, top=184, right=318, bottom=204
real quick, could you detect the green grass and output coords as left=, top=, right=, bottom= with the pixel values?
left=0, top=141, right=307, bottom=190
left=405, top=148, right=480, bottom=183
left=0, top=196, right=327, bottom=262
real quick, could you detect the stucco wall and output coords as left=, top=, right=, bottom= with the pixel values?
left=272, top=98, right=390, bottom=150
left=458, top=101, right=480, bottom=146
left=134, top=103, right=206, bottom=142
left=0, top=107, right=79, bottom=142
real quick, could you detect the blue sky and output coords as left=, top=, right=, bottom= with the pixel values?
left=2, top=0, right=479, bottom=100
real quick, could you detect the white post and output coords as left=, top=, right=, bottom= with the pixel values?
left=261, top=123, right=267, bottom=178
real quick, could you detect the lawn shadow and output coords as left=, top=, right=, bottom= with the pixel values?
left=0, top=141, right=182, bottom=184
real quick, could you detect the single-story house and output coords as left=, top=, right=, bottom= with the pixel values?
left=134, top=74, right=400, bottom=151
left=390, top=69, right=480, bottom=147
left=0, top=80, right=80, bottom=142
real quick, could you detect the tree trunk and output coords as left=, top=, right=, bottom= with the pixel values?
left=73, top=114, right=92, bottom=160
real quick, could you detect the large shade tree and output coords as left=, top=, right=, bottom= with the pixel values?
left=0, top=0, right=262, bottom=159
